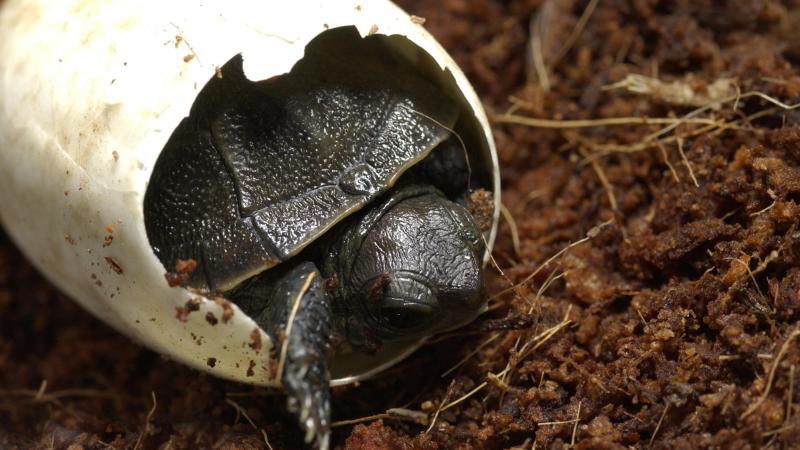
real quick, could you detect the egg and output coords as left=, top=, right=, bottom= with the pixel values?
left=0, top=0, right=499, bottom=392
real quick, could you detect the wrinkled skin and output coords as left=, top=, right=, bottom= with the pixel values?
left=323, top=184, right=485, bottom=346
left=230, top=183, right=485, bottom=450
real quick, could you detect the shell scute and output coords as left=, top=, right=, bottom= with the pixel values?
left=144, top=28, right=459, bottom=291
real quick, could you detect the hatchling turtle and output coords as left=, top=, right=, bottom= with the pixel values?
left=143, top=27, right=491, bottom=449
left=144, top=28, right=494, bottom=447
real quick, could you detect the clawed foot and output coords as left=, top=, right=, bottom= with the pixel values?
left=261, top=262, right=334, bottom=450
left=284, top=352, right=331, bottom=449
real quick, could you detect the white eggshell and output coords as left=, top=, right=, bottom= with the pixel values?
left=0, top=0, right=500, bottom=386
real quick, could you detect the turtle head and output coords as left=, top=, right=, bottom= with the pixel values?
left=339, top=187, right=485, bottom=348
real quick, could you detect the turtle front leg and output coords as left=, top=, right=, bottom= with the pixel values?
left=237, top=262, right=334, bottom=450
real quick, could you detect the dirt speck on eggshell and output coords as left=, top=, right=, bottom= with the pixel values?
left=246, top=360, right=255, bottom=377
left=164, top=258, right=197, bottom=287
left=174, top=298, right=201, bottom=323
left=248, top=327, right=262, bottom=352
left=213, top=296, right=234, bottom=323
left=175, top=306, right=189, bottom=323
left=104, top=256, right=123, bottom=274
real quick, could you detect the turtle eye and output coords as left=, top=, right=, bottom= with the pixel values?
left=380, top=306, right=431, bottom=330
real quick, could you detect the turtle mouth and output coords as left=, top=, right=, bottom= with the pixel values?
left=381, top=297, right=437, bottom=313
left=359, top=271, right=441, bottom=333
left=379, top=296, right=439, bottom=330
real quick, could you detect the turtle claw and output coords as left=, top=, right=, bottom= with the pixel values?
left=287, top=389, right=331, bottom=450
left=284, top=350, right=332, bottom=450
left=315, top=430, right=331, bottom=450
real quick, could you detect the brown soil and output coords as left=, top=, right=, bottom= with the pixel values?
left=3, top=0, right=800, bottom=449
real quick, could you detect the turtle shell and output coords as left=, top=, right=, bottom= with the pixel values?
left=144, top=28, right=459, bottom=292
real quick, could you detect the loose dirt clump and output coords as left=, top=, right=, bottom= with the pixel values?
left=2, top=1, right=800, bottom=449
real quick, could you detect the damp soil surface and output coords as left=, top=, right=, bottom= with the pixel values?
left=3, top=1, right=800, bottom=449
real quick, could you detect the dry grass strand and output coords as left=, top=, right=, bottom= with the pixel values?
left=492, top=114, right=719, bottom=129
left=491, top=219, right=613, bottom=300
left=741, top=328, right=800, bottom=419
left=225, top=398, right=273, bottom=450
left=581, top=147, right=618, bottom=212
left=528, top=3, right=551, bottom=90
left=331, top=408, right=428, bottom=428
left=133, top=391, right=157, bottom=450
left=649, top=403, right=670, bottom=447
left=425, top=379, right=457, bottom=433
left=276, top=272, right=316, bottom=382
left=551, top=0, right=599, bottom=68
left=500, top=203, right=522, bottom=258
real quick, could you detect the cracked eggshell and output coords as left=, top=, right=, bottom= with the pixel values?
left=0, top=0, right=500, bottom=386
